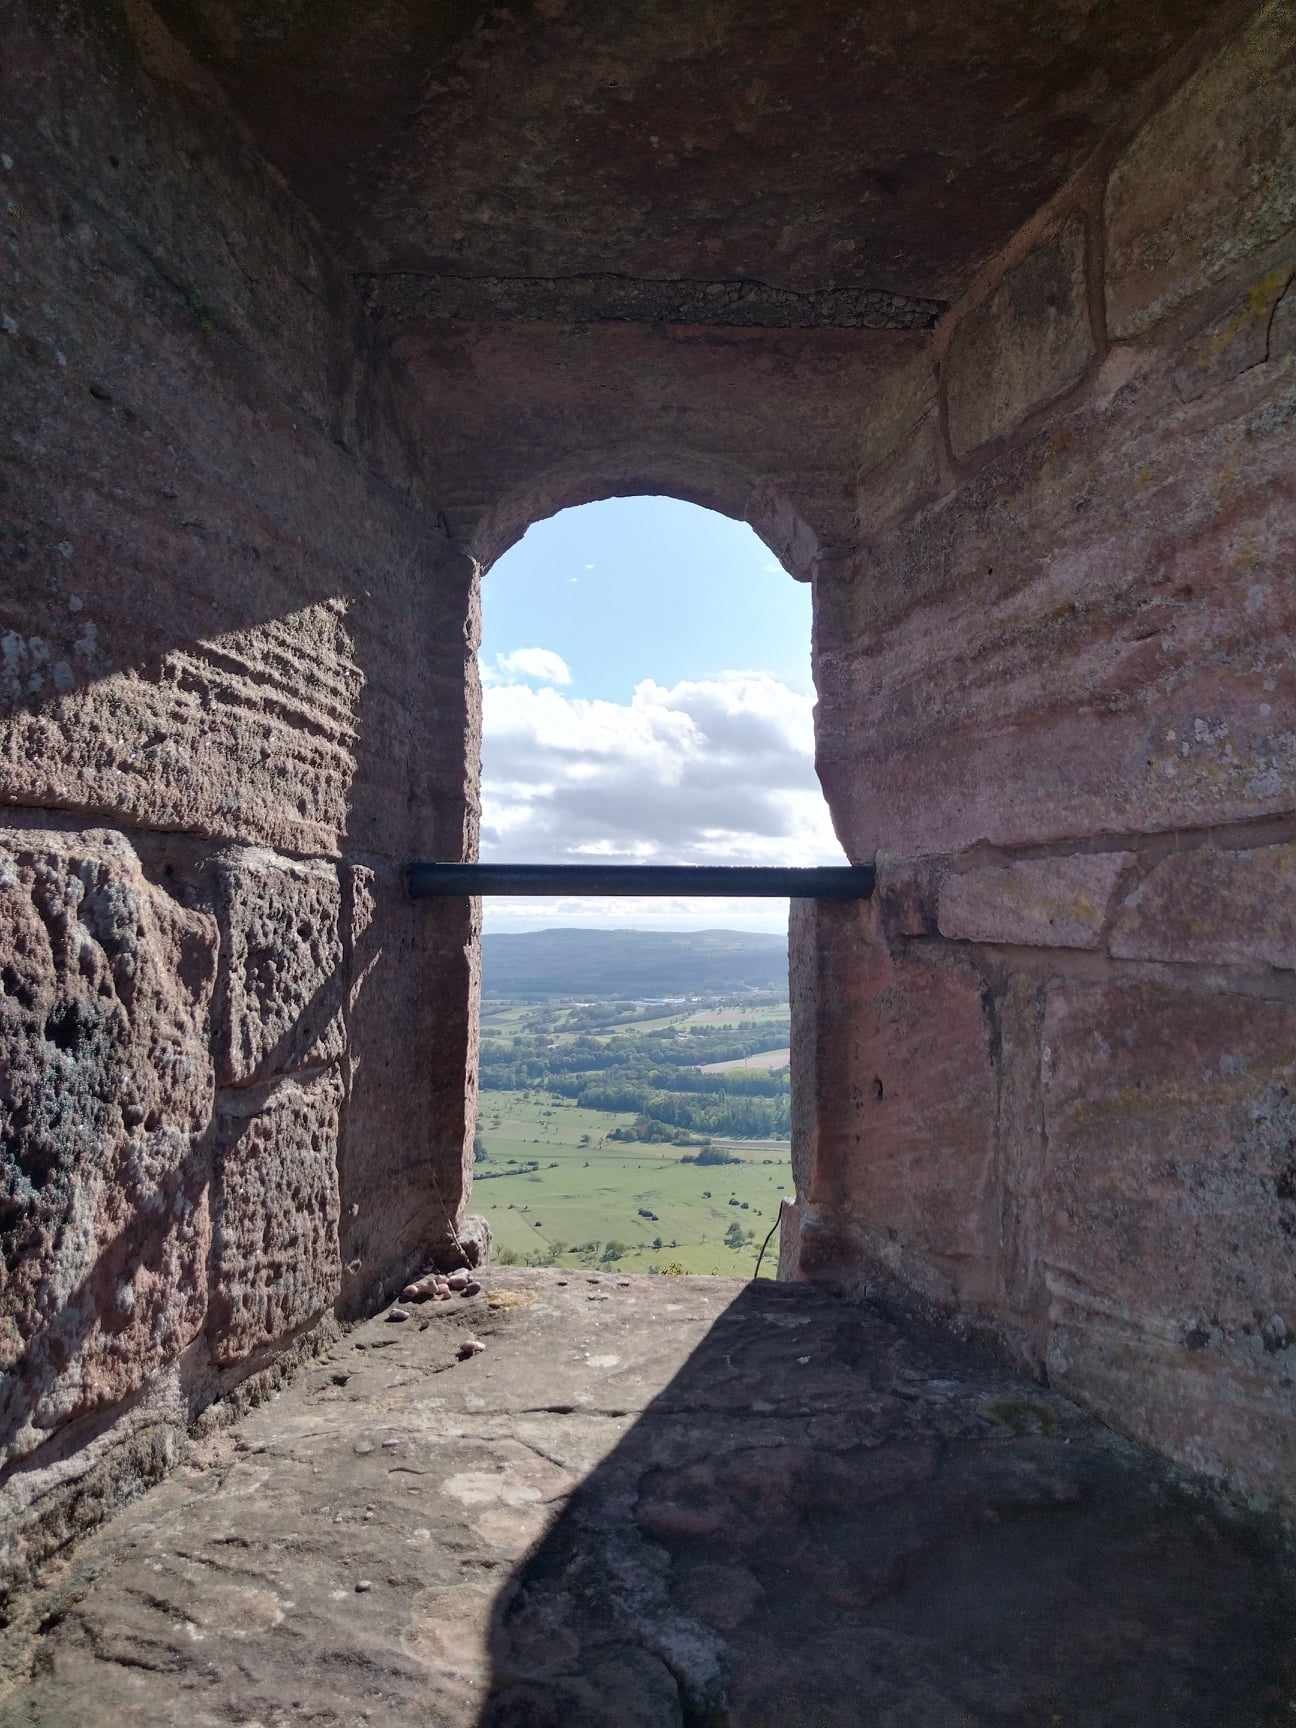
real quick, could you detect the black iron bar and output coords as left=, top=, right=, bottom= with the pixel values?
left=406, top=863, right=875, bottom=899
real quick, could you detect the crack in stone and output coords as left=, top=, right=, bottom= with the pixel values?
left=358, top=269, right=946, bottom=331
left=1260, top=269, right=1295, bottom=367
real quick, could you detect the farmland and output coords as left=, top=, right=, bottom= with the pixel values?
left=475, top=1089, right=789, bottom=1276
left=701, top=1046, right=790, bottom=1072
left=474, top=930, right=794, bottom=1277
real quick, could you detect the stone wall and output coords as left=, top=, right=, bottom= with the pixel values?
left=788, top=0, right=1296, bottom=1516
left=0, top=2, right=479, bottom=1602
left=1, top=0, right=1290, bottom=1609
left=383, top=317, right=925, bottom=578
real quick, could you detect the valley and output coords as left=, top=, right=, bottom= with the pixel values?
left=475, top=929, right=793, bottom=1277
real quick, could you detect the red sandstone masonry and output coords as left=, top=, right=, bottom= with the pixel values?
left=1, top=0, right=1292, bottom=1613
left=796, top=0, right=1296, bottom=1516
left=0, top=0, right=480, bottom=1602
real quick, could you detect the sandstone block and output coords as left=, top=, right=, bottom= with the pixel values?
left=1038, top=978, right=1296, bottom=1507
left=857, top=354, right=945, bottom=527
left=789, top=900, right=998, bottom=1307
left=0, top=58, right=473, bottom=864
left=210, top=849, right=346, bottom=1086
left=208, top=1068, right=344, bottom=1365
left=945, top=213, right=1093, bottom=459
left=787, top=897, right=870, bottom=1205
left=989, top=974, right=1048, bottom=1335
left=938, top=853, right=1130, bottom=949
left=1105, top=1, right=1296, bottom=338
left=858, top=408, right=946, bottom=528
left=449, top=1214, right=492, bottom=1271
left=1171, top=262, right=1296, bottom=403
left=857, top=352, right=940, bottom=480
left=774, top=1196, right=804, bottom=1282
left=873, top=855, right=943, bottom=940
left=1110, top=841, right=1296, bottom=970
left=338, top=866, right=478, bottom=1314
left=1045, top=1316, right=1296, bottom=1518
left=815, top=321, right=1296, bottom=860
left=0, top=830, right=217, bottom=1464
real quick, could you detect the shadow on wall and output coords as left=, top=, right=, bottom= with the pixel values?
left=0, top=0, right=481, bottom=1597
left=471, top=1282, right=1291, bottom=1728
left=0, top=826, right=468, bottom=1571
left=2, top=0, right=837, bottom=1600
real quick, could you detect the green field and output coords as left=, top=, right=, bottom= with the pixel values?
left=478, top=996, right=786, bottom=1044
left=474, top=1089, right=790, bottom=1277
left=702, top=1047, right=790, bottom=1072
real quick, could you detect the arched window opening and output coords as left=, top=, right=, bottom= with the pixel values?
left=472, top=496, right=846, bottom=1279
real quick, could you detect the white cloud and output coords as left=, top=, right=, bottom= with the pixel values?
left=479, top=670, right=846, bottom=910
left=482, top=895, right=793, bottom=935
left=496, top=646, right=572, bottom=685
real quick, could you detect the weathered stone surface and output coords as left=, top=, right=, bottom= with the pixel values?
left=208, top=1069, right=344, bottom=1366
left=786, top=898, right=847, bottom=1212
left=210, top=849, right=345, bottom=1086
left=817, top=294, right=1296, bottom=859
left=938, top=852, right=1131, bottom=949
left=989, top=973, right=1049, bottom=1350
left=0, top=13, right=376, bottom=856
left=151, top=0, right=1226, bottom=305
left=397, top=320, right=920, bottom=573
left=0, top=830, right=216, bottom=1464
left=1111, top=840, right=1296, bottom=969
left=0, top=0, right=481, bottom=1557
left=1105, top=0, right=1296, bottom=338
left=375, top=270, right=941, bottom=331
left=5, top=1274, right=1290, bottom=1724
left=799, top=7, right=1296, bottom=1512
left=789, top=899, right=1296, bottom=1512
left=856, top=351, right=940, bottom=481
left=1171, top=260, right=1296, bottom=403
left=337, top=868, right=480, bottom=1315
left=790, top=901, right=998, bottom=1309
left=854, top=352, right=947, bottom=528
left=946, top=213, right=1094, bottom=458
left=1272, top=273, right=1296, bottom=360
left=0, top=2, right=474, bottom=862
left=857, top=407, right=946, bottom=528
left=1038, top=979, right=1296, bottom=1508
left=451, top=1213, right=492, bottom=1271
left=871, top=854, right=944, bottom=940
left=773, top=1194, right=803, bottom=1283
left=2, top=0, right=1293, bottom=1617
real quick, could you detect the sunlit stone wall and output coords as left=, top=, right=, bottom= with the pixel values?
left=789, top=0, right=1296, bottom=1518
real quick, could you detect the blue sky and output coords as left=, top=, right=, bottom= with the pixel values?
left=481, top=496, right=815, bottom=701
left=478, top=496, right=846, bottom=933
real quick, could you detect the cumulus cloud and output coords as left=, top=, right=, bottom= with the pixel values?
left=482, top=893, right=795, bottom=935
left=479, top=669, right=845, bottom=878
left=495, top=646, right=572, bottom=685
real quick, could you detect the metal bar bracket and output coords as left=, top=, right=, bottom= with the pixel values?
left=405, top=862, right=875, bottom=899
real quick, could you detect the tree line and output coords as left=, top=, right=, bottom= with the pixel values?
left=480, top=1022, right=788, bottom=1091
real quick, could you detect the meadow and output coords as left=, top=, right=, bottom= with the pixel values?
left=475, top=932, right=794, bottom=1277
left=475, top=1086, right=791, bottom=1277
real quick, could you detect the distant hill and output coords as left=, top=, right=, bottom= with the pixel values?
left=482, top=927, right=787, bottom=998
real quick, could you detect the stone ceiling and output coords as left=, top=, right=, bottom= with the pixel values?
left=159, top=0, right=1233, bottom=330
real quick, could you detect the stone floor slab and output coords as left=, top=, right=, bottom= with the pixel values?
left=0, top=1271, right=1291, bottom=1725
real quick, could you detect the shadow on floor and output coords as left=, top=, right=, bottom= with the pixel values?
left=474, top=1280, right=1292, bottom=1728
